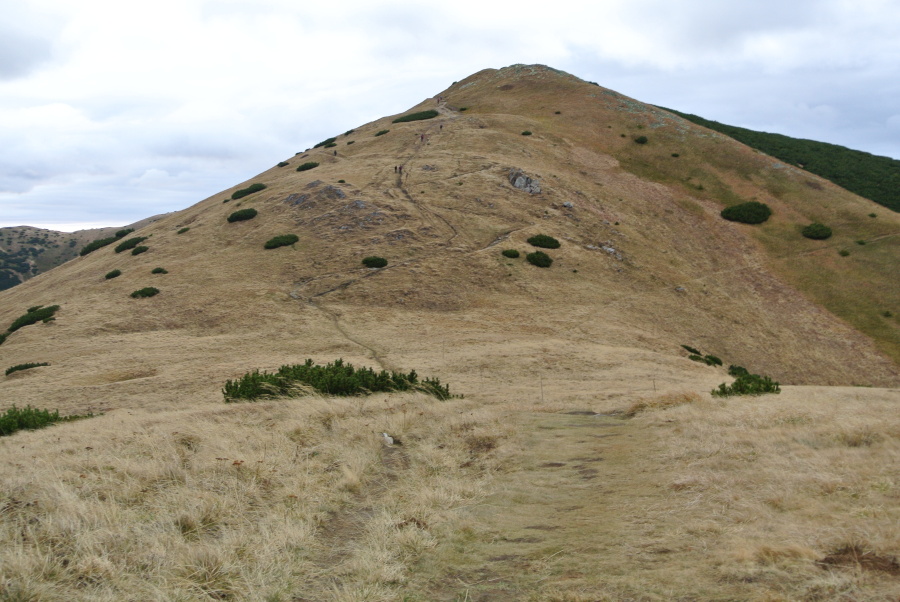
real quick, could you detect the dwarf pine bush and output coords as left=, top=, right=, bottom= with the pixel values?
left=264, top=234, right=299, bottom=249
left=721, top=201, right=772, bottom=224
left=526, top=251, right=552, bottom=267
left=227, top=208, right=258, bottom=223
left=231, top=183, right=267, bottom=200
left=374, top=129, right=389, bottom=136
left=392, top=110, right=438, bottom=123
left=114, top=237, right=148, bottom=253
left=6, top=362, right=50, bottom=376
left=130, top=287, right=159, bottom=298
left=501, top=249, right=520, bottom=258
left=131, top=245, right=149, bottom=256
left=681, top=344, right=702, bottom=355
left=635, top=135, right=648, bottom=144
left=313, top=137, right=337, bottom=148
left=712, top=372, right=781, bottom=397
left=151, top=267, right=168, bottom=274
left=105, top=269, right=122, bottom=279
left=177, top=227, right=190, bottom=234
left=527, top=234, right=560, bottom=249
left=802, top=223, right=833, bottom=240
left=296, top=162, right=319, bottom=172
left=79, top=237, right=116, bottom=256
left=223, top=358, right=453, bottom=402
left=362, top=256, right=387, bottom=268
left=8, top=305, right=59, bottom=333
left=0, top=405, right=95, bottom=437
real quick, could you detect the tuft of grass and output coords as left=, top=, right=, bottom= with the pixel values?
left=223, top=358, right=453, bottom=401
left=362, top=256, right=388, bottom=268
left=130, top=287, right=159, bottom=299
left=296, top=162, right=319, bottom=172
left=526, top=251, right=552, bottom=268
left=231, top=183, right=267, bottom=200
left=6, top=362, right=50, bottom=376
left=374, top=129, right=389, bottom=136
left=392, top=110, right=439, bottom=123
left=264, top=234, right=299, bottom=249
left=114, top=237, right=148, bottom=253
left=227, top=208, right=258, bottom=223
left=151, top=267, right=168, bottom=274
left=105, top=269, right=122, bottom=280
left=527, top=234, right=561, bottom=249
left=501, top=249, right=520, bottom=259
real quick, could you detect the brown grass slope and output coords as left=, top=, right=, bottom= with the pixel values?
left=0, top=64, right=897, bottom=418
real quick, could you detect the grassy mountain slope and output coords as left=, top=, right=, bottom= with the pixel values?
left=0, top=64, right=898, bottom=600
left=660, top=106, right=900, bottom=212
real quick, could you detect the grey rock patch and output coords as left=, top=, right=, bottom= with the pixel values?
left=508, top=168, right=541, bottom=194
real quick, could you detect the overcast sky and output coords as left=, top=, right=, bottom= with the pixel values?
left=2, top=0, right=898, bottom=231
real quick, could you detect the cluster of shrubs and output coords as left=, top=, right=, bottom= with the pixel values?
left=721, top=201, right=772, bottom=224
left=314, top=137, right=337, bottom=149
left=682, top=345, right=722, bottom=366
left=264, top=234, right=299, bottom=249
left=712, top=366, right=781, bottom=397
left=232, top=183, right=267, bottom=200
left=79, top=228, right=135, bottom=256
left=0, top=405, right=95, bottom=437
left=227, top=208, right=258, bottom=223
left=2, top=305, right=60, bottom=346
left=392, top=110, right=439, bottom=123
left=6, top=362, right=50, bottom=376
left=223, top=358, right=453, bottom=401
left=500, top=235, right=561, bottom=268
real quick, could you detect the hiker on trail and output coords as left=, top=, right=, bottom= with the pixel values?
left=399, top=165, right=402, bottom=174
left=440, top=124, right=443, bottom=130
left=394, top=166, right=397, bottom=173
left=333, top=150, right=337, bottom=156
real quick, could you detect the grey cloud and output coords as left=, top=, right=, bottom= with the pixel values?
left=0, top=27, right=54, bottom=80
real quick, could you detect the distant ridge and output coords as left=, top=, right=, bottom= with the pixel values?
left=659, top=106, right=900, bottom=212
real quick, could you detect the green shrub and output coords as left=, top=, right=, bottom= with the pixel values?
left=131, top=245, right=149, bottom=256
left=712, top=373, right=781, bottom=397
left=362, top=256, right=388, bottom=268
left=501, top=249, right=520, bottom=258
left=839, top=249, right=850, bottom=257
left=374, top=129, right=390, bottom=136
left=720, top=201, right=772, bottom=224
left=688, top=354, right=705, bottom=363
left=177, top=227, right=190, bottom=234
left=672, top=153, right=680, bottom=157
left=704, top=354, right=723, bottom=366
left=6, top=362, right=50, bottom=376
left=27, top=306, right=43, bottom=313
left=9, top=305, right=60, bottom=332
left=223, top=358, right=452, bottom=402
left=130, top=287, right=159, bottom=298
left=231, top=183, right=267, bottom=200
left=392, top=110, right=439, bottom=123
left=277, top=161, right=289, bottom=167
left=346, top=141, right=355, bottom=145
left=79, top=236, right=118, bottom=256
left=314, top=137, right=337, bottom=148
left=801, top=223, right=832, bottom=240
left=884, top=311, right=894, bottom=318
left=344, top=129, right=355, bottom=136
left=522, top=131, right=532, bottom=136
left=459, top=107, right=468, bottom=111
left=227, top=208, right=258, bottom=223
left=0, top=333, right=7, bottom=346
left=114, top=236, right=148, bottom=253
left=105, top=269, right=122, bottom=279
left=0, top=405, right=95, bottom=437
left=115, top=228, right=135, bottom=239
left=856, top=240, right=866, bottom=245
left=151, top=267, right=168, bottom=274
left=264, top=234, right=299, bottom=249
left=338, top=179, right=346, bottom=183
left=555, top=111, right=561, bottom=114
left=635, top=135, right=648, bottom=144
left=869, top=213, right=877, bottom=218
left=728, top=365, right=749, bottom=377
left=527, top=234, right=561, bottom=249
left=526, top=251, right=552, bottom=268
left=296, top=162, right=319, bottom=172
left=681, top=344, right=701, bottom=355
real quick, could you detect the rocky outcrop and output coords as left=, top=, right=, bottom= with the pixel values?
left=508, top=169, right=541, bottom=194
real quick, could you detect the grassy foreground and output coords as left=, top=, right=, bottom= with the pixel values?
left=1, top=386, right=898, bottom=600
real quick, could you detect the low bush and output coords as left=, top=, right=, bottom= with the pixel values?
left=681, top=344, right=701, bottom=355
left=177, top=227, right=190, bottom=234
left=672, top=153, right=680, bottom=157
left=869, top=213, right=877, bottom=218
left=277, top=161, right=289, bottom=167
left=856, top=240, right=866, bottom=245
left=712, top=372, right=781, bottom=397
left=313, top=137, right=337, bottom=148
left=227, top=208, right=258, bottom=223
left=79, top=236, right=118, bottom=256
left=839, top=249, right=850, bottom=257
left=344, top=129, right=355, bottom=136
left=392, top=110, right=439, bottom=123
left=721, top=201, right=772, bottom=224
left=6, top=362, right=50, bottom=376
left=362, top=256, right=388, bottom=268
left=324, top=142, right=337, bottom=148
left=526, top=251, right=552, bottom=268
left=296, top=162, right=319, bottom=172
left=459, top=107, right=468, bottom=111
left=8, top=305, right=60, bottom=333
left=264, top=234, right=299, bottom=249
left=728, top=365, right=749, bottom=377
left=130, top=287, right=159, bottom=298
left=131, top=245, right=148, bottom=256
left=346, top=141, right=355, bottom=145
left=114, top=237, right=148, bottom=253
left=704, top=354, right=723, bottom=366
left=527, top=234, right=561, bottom=249
left=635, top=135, right=648, bottom=144
left=223, top=358, right=453, bottom=402
left=115, top=228, right=135, bottom=238
left=374, top=129, right=389, bottom=136
left=231, top=183, right=267, bottom=200
left=501, top=249, right=520, bottom=258
left=522, top=131, right=532, bottom=136
left=0, top=333, right=6, bottom=346
left=105, top=269, right=122, bottom=279
left=151, top=267, right=168, bottom=274
left=801, top=223, right=832, bottom=240
left=0, top=405, right=95, bottom=437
